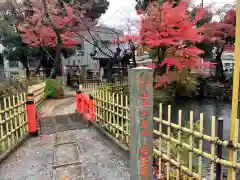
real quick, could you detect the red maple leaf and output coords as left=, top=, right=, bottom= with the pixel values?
left=118, top=1, right=209, bottom=88
left=17, top=0, right=92, bottom=49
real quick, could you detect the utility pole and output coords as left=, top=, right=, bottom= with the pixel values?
left=201, top=0, right=203, bottom=7
left=228, top=0, right=240, bottom=179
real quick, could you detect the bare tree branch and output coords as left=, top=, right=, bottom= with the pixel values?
left=75, top=32, right=113, bottom=58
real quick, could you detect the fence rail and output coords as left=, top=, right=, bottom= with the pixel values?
left=80, top=79, right=128, bottom=91
left=28, top=82, right=45, bottom=108
left=91, top=88, right=240, bottom=179
left=0, top=82, right=46, bottom=158
left=0, top=93, right=27, bottom=156
left=92, top=89, right=130, bottom=146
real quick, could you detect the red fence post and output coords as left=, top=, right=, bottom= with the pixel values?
left=81, top=94, right=89, bottom=114
left=89, top=95, right=96, bottom=121
left=26, top=93, right=38, bottom=137
left=76, top=90, right=82, bottom=114
left=76, top=92, right=96, bottom=122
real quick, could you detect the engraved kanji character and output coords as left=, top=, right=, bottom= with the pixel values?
left=140, top=91, right=149, bottom=99
left=139, top=145, right=149, bottom=156
left=141, top=120, right=148, bottom=136
left=140, top=109, right=149, bottom=117
left=140, top=99, right=149, bottom=108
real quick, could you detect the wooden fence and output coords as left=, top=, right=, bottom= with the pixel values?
left=0, top=93, right=27, bottom=156
left=28, top=82, right=45, bottom=108
left=91, top=88, right=240, bottom=179
left=79, top=79, right=128, bottom=91
left=0, top=82, right=46, bottom=158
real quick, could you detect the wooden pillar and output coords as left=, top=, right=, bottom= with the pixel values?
left=129, top=66, right=153, bottom=180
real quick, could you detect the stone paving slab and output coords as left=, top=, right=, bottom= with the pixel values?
left=53, top=130, right=83, bottom=180
left=40, top=114, right=88, bottom=135
left=51, top=128, right=130, bottom=180
left=53, top=164, right=84, bottom=180
left=54, top=143, right=78, bottom=167
left=75, top=128, right=130, bottom=180
left=56, top=131, right=76, bottom=145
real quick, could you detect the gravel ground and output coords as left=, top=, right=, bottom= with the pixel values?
left=0, top=134, right=55, bottom=180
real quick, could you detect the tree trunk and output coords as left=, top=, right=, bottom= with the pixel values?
left=54, top=41, right=63, bottom=77
left=131, top=49, right=137, bottom=67
left=33, top=59, right=42, bottom=76
left=42, top=51, right=54, bottom=78
left=106, top=60, right=113, bottom=83
left=20, top=43, right=30, bottom=79
left=21, top=60, right=30, bottom=79
left=31, top=47, right=44, bottom=77
left=129, top=41, right=137, bottom=67
left=214, top=40, right=228, bottom=82
left=43, top=0, right=63, bottom=79
left=215, top=53, right=225, bottom=82
left=50, top=42, right=62, bottom=78
left=25, top=65, right=30, bottom=79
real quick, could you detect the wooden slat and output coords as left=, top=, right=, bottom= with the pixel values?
left=91, top=86, right=240, bottom=179
left=0, top=93, right=27, bottom=155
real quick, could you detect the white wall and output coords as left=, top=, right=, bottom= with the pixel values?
left=65, top=26, right=125, bottom=71
left=222, top=52, right=234, bottom=73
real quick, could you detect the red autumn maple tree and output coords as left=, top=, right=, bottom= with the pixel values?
left=202, top=7, right=235, bottom=81
left=17, top=0, right=92, bottom=49
left=125, top=1, right=208, bottom=88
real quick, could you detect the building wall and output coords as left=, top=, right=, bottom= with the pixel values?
left=3, top=58, right=25, bottom=77
left=64, top=26, right=124, bottom=71
left=222, top=52, right=234, bottom=73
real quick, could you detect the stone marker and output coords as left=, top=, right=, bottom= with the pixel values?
left=129, top=66, right=153, bottom=180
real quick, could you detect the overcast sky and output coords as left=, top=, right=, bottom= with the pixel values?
left=99, top=0, right=236, bottom=31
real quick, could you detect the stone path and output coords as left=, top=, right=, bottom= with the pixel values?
left=54, top=128, right=130, bottom=180
left=0, top=134, right=55, bottom=180
left=0, top=92, right=130, bottom=180
left=38, top=97, right=76, bottom=117
left=53, top=130, right=84, bottom=179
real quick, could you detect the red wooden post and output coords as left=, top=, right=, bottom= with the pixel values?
left=76, top=90, right=82, bottom=113
left=81, top=94, right=89, bottom=114
left=89, top=95, right=96, bottom=121
left=26, top=93, right=38, bottom=136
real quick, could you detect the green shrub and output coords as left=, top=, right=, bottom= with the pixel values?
left=44, top=79, right=64, bottom=99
